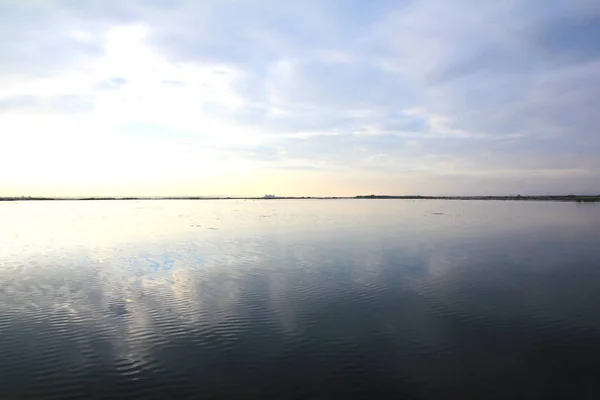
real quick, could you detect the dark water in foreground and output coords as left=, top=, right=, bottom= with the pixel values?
left=1, top=200, right=600, bottom=399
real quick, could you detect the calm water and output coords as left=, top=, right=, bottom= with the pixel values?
left=1, top=200, right=600, bottom=399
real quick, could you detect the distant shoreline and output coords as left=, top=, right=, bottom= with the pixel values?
left=1, top=195, right=599, bottom=202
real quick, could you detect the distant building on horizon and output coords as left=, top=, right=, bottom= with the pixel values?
left=263, top=194, right=276, bottom=199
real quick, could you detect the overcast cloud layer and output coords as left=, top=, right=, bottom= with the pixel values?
left=1, top=0, right=599, bottom=196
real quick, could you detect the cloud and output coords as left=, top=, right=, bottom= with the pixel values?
left=0, top=95, right=94, bottom=114
left=0, top=0, right=599, bottom=195
left=376, top=1, right=600, bottom=139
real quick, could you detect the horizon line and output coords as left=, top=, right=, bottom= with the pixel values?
left=1, top=194, right=599, bottom=202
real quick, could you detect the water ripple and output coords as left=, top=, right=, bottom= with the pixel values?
left=1, top=200, right=600, bottom=398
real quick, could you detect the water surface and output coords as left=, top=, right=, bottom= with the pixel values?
left=1, top=200, right=600, bottom=399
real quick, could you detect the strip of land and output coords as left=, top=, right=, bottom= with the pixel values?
left=1, top=195, right=598, bottom=202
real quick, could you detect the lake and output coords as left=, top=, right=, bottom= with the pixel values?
left=1, top=199, right=600, bottom=399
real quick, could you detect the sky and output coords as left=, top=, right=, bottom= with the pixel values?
left=1, top=0, right=599, bottom=197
